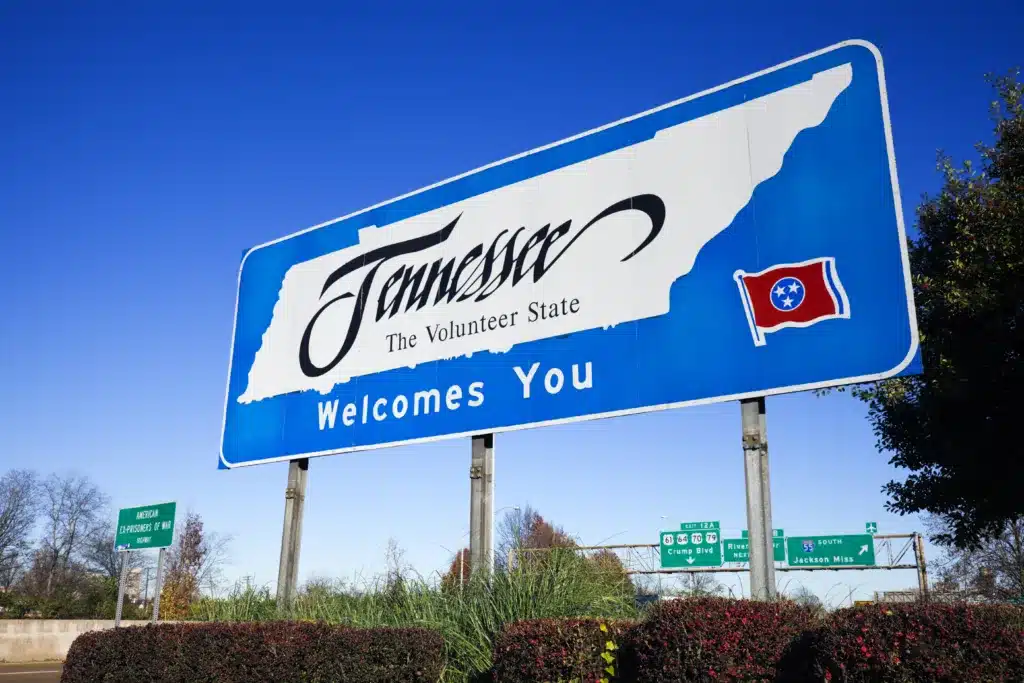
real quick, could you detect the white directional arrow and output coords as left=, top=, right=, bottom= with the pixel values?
left=858, top=545, right=869, bottom=555
left=686, top=557, right=695, bottom=564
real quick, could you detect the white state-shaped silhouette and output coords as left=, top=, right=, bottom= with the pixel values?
left=238, top=63, right=853, bottom=404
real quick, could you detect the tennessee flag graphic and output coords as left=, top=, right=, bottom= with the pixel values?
left=733, top=257, right=850, bottom=346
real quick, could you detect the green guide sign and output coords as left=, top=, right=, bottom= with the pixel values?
left=660, top=521, right=722, bottom=568
left=785, top=534, right=876, bottom=567
left=114, top=502, right=176, bottom=551
left=724, top=529, right=785, bottom=563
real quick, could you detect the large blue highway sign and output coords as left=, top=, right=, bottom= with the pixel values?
left=220, top=40, right=918, bottom=468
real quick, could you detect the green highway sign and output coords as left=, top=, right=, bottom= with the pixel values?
left=741, top=529, right=784, bottom=539
left=114, top=502, right=176, bottom=551
left=786, top=534, right=875, bottom=567
left=661, top=521, right=722, bottom=568
left=725, top=530, right=786, bottom=563
left=865, top=521, right=878, bottom=534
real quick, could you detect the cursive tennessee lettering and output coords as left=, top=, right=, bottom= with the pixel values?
left=298, top=194, right=666, bottom=377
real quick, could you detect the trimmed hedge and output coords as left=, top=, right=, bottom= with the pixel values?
left=58, top=600, right=1024, bottom=682
left=777, top=603, right=1024, bottom=683
left=626, top=597, right=816, bottom=682
left=492, top=618, right=635, bottom=683
left=60, top=621, right=444, bottom=683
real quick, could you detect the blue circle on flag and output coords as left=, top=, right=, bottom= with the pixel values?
left=770, top=277, right=805, bottom=312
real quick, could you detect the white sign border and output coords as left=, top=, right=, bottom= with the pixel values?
left=219, top=39, right=918, bottom=469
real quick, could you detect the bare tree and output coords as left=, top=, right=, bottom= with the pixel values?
left=496, top=504, right=539, bottom=569
left=674, top=572, right=723, bottom=596
left=789, top=585, right=825, bottom=614
left=631, top=573, right=661, bottom=596
left=37, top=474, right=109, bottom=595
left=929, top=514, right=1024, bottom=602
left=83, top=529, right=152, bottom=580
left=196, top=529, right=232, bottom=594
left=384, top=537, right=415, bottom=585
left=0, top=470, right=38, bottom=589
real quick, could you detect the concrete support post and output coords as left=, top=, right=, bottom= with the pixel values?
left=741, top=397, right=777, bottom=600
left=276, top=458, right=309, bottom=609
left=469, top=434, right=495, bottom=578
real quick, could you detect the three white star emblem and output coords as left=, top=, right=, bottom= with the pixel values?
left=772, top=279, right=801, bottom=309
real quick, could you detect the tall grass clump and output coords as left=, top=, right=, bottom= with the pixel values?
left=191, top=549, right=637, bottom=682
left=189, top=577, right=277, bottom=621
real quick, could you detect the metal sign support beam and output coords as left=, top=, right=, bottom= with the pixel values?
left=276, top=457, right=308, bottom=609
left=628, top=564, right=919, bottom=575
left=152, top=547, right=166, bottom=622
left=914, top=532, right=929, bottom=601
left=741, top=397, right=777, bottom=600
left=114, top=551, right=129, bottom=627
left=469, top=434, right=495, bottom=577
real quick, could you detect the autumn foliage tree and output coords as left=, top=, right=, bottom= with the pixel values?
left=440, top=548, right=471, bottom=591
left=511, top=510, right=577, bottom=571
left=159, top=513, right=207, bottom=619
left=586, top=548, right=630, bottom=586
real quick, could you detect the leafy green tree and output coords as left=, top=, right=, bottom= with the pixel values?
left=848, top=72, right=1023, bottom=548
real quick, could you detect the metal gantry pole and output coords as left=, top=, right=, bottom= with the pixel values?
left=469, top=434, right=495, bottom=578
left=276, top=458, right=309, bottom=609
left=914, top=532, right=929, bottom=602
left=741, top=397, right=777, bottom=600
left=152, top=547, right=166, bottom=622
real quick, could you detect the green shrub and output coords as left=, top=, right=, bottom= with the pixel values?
left=191, top=552, right=637, bottom=682
left=776, top=602, right=1024, bottom=682
left=625, top=596, right=815, bottom=682
left=61, top=622, right=445, bottom=683
left=492, top=618, right=634, bottom=683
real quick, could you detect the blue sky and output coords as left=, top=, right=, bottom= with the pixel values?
left=1, top=1, right=1020, bottom=605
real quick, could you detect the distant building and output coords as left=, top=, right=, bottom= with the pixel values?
left=125, top=567, right=143, bottom=601
left=873, top=589, right=919, bottom=603
left=874, top=587, right=980, bottom=604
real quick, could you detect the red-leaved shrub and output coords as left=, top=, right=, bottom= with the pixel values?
left=776, top=602, right=1024, bottom=683
left=627, top=596, right=815, bottom=682
left=491, top=618, right=635, bottom=683
left=60, top=621, right=444, bottom=683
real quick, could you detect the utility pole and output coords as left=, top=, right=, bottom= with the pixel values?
left=741, top=397, right=776, bottom=600
left=469, top=434, right=494, bottom=578
left=276, top=458, right=309, bottom=609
